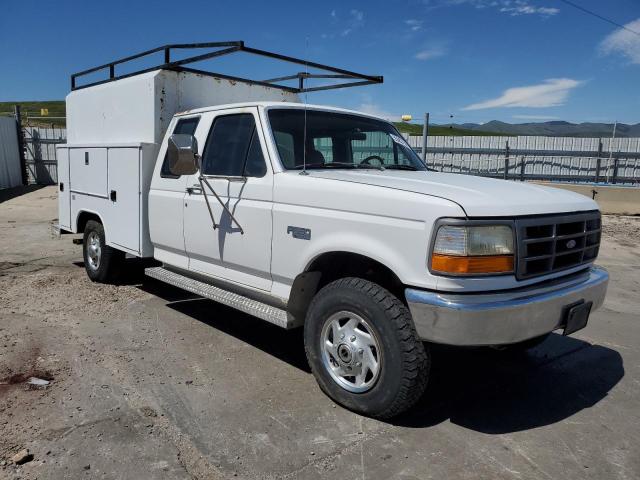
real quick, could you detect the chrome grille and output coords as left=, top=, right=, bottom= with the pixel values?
left=515, top=211, right=601, bottom=280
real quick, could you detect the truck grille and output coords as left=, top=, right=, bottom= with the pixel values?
left=515, top=211, right=601, bottom=280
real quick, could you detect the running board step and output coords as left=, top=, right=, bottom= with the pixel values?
left=145, top=267, right=295, bottom=329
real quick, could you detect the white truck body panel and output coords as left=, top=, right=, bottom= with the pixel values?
left=57, top=143, right=157, bottom=257
left=57, top=148, right=71, bottom=230
left=306, top=169, right=598, bottom=217
left=66, top=71, right=299, bottom=144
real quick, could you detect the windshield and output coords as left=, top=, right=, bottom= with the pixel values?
left=268, top=109, right=427, bottom=171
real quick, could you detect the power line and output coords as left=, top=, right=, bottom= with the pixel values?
left=556, top=0, right=640, bottom=37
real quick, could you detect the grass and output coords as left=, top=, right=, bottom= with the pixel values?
left=0, top=101, right=66, bottom=126
left=393, top=121, right=504, bottom=136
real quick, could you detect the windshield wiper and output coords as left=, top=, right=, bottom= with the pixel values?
left=292, top=162, right=383, bottom=170
left=384, top=164, right=420, bottom=171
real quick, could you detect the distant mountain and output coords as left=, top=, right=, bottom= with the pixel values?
left=452, top=120, right=640, bottom=138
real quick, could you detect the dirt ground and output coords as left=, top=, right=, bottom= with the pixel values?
left=1, top=186, right=639, bottom=480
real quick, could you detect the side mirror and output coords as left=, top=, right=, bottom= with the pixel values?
left=167, top=134, right=199, bottom=176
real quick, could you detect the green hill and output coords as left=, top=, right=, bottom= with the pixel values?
left=393, top=121, right=505, bottom=136
left=0, top=100, right=66, bottom=126
left=1, top=101, right=508, bottom=135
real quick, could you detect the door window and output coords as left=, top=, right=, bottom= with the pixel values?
left=201, top=114, right=267, bottom=177
left=160, top=116, right=200, bottom=178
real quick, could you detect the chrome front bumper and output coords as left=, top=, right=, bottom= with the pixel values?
left=405, top=266, right=609, bottom=346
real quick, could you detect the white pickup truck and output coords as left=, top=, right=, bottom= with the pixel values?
left=57, top=43, right=608, bottom=418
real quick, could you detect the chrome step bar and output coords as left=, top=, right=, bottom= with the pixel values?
left=145, top=266, right=295, bottom=329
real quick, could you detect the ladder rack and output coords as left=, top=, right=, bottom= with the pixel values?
left=71, top=41, right=383, bottom=93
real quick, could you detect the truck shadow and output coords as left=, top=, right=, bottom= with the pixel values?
left=0, top=185, right=45, bottom=203
left=141, top=279, right=310, bottom=373
left=140, top=279, right=624, bottom=434
left=392, top=334, right=624, bottom=433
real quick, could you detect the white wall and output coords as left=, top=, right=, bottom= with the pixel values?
left=0, top=116, right=22, bottom=189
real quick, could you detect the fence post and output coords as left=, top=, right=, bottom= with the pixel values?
left=421, top=112, right=429, bottom=164
left=503, top=140, right=510, bottom=179
left=13, top=105, right=27, bottom=186
left=612, top=155, right=619, bottom=184
left=595, top=140, right=602, bottom=183
left=519, top=156, right=526, bottom=181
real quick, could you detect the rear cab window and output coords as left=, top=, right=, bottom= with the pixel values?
left=160, top=116, right=200, bottom=178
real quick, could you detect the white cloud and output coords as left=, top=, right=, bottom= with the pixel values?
left=405, top=19, right=424, bottom=31
left=415, top=45, right=447, bottom=60
left=512, top=114, right=560, bottom=120
left=442, top=0, right=559, bottom=17
left=462, top=78, right=583, bottom=110
left=599, top=18, right=640, bottom=65
left=357, top=102, right=401, bottom=121
left=323, top=9, right=365, bottom=38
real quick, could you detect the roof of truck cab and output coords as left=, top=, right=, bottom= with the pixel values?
left=174, top=102, right=386, bottom=121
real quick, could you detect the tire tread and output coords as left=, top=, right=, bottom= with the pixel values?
left=306, top=277, right=429, bottom=419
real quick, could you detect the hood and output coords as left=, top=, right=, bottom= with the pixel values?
left=306, top=170, right=598, bottom=217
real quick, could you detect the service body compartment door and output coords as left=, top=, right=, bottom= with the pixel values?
left=69, top=148, right=108, bottom=197
left=107, top=148, right=141, bottom=252
left=56, top=147, right=71, bottom=230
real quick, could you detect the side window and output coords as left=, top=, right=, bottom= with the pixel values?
left=160, top=117, right=200, bottom=178
left=202, top=114, right=267, bottom=177
left=244, top=131, right=267, bottom=177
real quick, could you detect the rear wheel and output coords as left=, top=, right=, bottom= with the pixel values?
left=83, top=220, right=124, bottom=283
left=304, top=277, right=429, bottom=419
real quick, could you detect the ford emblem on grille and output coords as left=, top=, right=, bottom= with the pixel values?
left=566, top=239, right=577, bottom=249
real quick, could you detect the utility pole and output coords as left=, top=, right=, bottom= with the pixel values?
left=421, top=112, right=429, bottom=163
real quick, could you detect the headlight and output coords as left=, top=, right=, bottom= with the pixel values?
left=431, top=223, right=514, bottom=275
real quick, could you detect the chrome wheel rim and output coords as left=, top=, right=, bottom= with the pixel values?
left=320, top=311, right=382, bottom=393
left=86, top=231, right=101, bottom=271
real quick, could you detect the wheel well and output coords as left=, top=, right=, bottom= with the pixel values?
left=287, top=252, right=406, bottom=322
left=76, top=211, right=102, bottom=233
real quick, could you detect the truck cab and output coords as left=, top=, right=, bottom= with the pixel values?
left=58, top=43, right=609, bottom=419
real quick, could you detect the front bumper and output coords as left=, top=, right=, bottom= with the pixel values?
left=405, top=266, right=609, bottom=346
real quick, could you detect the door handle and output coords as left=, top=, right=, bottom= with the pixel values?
left=186, top=186, right=203, bottom=195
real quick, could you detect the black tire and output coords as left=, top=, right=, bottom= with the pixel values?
left=304, top=277, right=429, bottom=419
left=497, top=333, right=550, bottom=352
left=82, top=220, right=124, bottom=283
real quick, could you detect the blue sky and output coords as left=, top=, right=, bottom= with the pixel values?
left=1, top=0, right=638, bottom=124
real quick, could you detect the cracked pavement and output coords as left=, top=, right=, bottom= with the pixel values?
left=1, top=186, right=639, bottom=479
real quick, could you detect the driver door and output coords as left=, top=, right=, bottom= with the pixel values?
left=183, top=107, right=273, bottom=291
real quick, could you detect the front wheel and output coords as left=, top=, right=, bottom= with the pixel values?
left=83, top=220, right=124, bottom=283
left=304, top=277, right=429, bottom=419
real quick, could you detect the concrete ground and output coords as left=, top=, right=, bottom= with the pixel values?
left=1, top=185, right=639, bottom=480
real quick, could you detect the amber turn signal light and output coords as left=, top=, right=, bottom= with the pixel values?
left=431, top=254, right=514, bottom=275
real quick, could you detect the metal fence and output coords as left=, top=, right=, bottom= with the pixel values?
left=406, top=135, right=640, bottom=185
left=0, top=116, right=22, bottom=189
left=11, top=116, right=640, bottom=187
left=23, top=124, right=66, bottom=184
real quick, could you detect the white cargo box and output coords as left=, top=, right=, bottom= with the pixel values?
left=66, top=70, right=298, bottom=144
left=57, top=142, right=157, bottom=257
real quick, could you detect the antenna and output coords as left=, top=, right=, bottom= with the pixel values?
left=301, top=36, right=310, bottom=175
